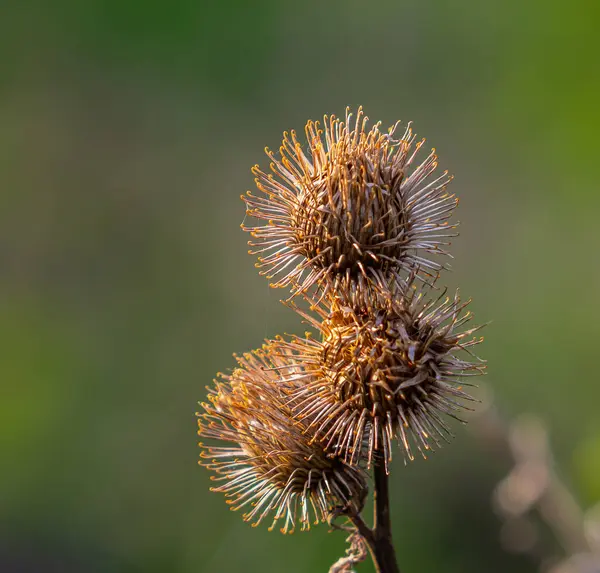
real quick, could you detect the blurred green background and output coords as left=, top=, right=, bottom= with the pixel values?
left=2, top=1, right=599, bottom=571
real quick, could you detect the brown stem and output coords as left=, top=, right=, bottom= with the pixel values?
left=371, top=459, right=401, bottom=573
left=335, top=459, right=401, bottom=573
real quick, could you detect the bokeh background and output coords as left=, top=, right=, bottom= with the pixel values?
left=2, top=1, right=600, bottom=572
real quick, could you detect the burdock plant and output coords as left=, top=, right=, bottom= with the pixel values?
left=197, top=108, right=485, bottom=572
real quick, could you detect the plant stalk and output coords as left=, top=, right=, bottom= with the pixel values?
left=347, top=460, right=400, bottom=573
left=371, top=459, right=400, bottom=573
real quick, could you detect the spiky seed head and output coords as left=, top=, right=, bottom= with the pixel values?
left=242, top=107, right=458, bottom=296
left=283, top=279, right=485, bottom=470
left=197, top=345, right=367, bottom=534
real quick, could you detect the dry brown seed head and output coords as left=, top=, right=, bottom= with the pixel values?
left=197, top=345, right=367, bottom=534
left=243, top=107, right=458, bottom=295
left=283, top=280, right=485, bottom=470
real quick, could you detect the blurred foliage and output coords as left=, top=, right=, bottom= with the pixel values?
left=1, top=1, right=599, bottom=572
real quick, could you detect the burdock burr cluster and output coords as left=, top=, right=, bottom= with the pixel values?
left=197, top=108, right=485, bottom=571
